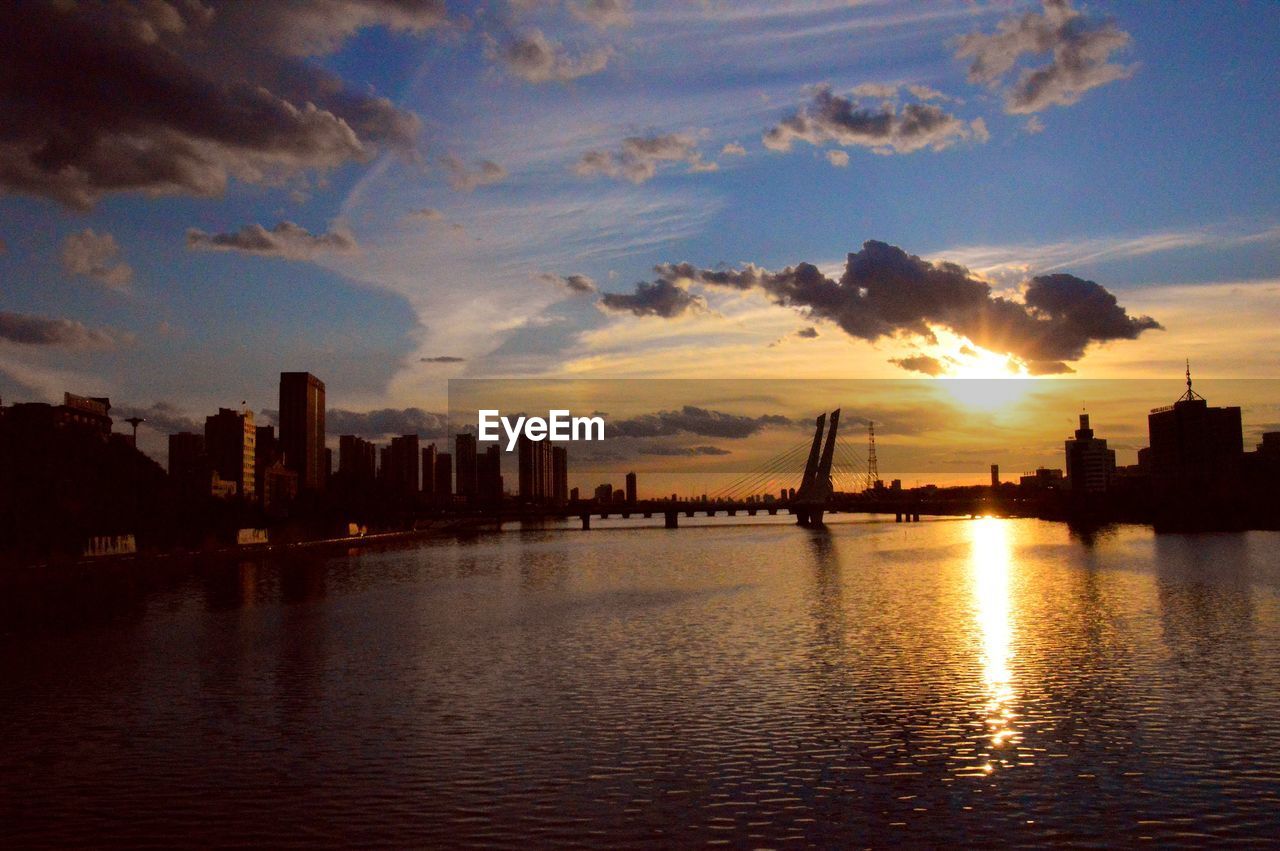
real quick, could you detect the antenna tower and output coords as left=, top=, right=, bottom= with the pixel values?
left=1177, top=358, right=1205, bottom=402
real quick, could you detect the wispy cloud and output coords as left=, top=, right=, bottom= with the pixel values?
left=61, top=228, right=133, bottom=292
left=186, top=221, right=359, bottom=260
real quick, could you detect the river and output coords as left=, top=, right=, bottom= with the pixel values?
left=3, top=515, right=1279, bottom=846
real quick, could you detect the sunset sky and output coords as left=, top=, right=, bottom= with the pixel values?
left=1, top=0, right=1278, bottom=485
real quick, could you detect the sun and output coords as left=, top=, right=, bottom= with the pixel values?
left=933, top=334, right=1037, bottom=413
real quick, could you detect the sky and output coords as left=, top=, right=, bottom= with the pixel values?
left=1, top=0, right=1278, bottom=486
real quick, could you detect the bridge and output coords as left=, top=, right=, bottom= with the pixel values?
left=476, top=410, right=1010, bottom=530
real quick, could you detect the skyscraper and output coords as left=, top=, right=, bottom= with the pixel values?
left=338, top=435, right=377, bottom=488
left=518, top=434, right=556, bottom=503
left=477, top=444, right=503, bottom=504
left=421, top=443, right=437, bottom=500
left=435, top=452, right=453, bottom=503
left=625, top=471, right=637, bottom=503
left=1147, top=365, right=1243, bottom=498
left=205, top=407, right=255, bottom=500
left=552, top=446, right=568, bottom=505
left=279, top=372, right=326, bottom=492
left=1064, top=413, right=1115, bottom=494
left=386, top=434, right=420, bottom=497
left=456, top=433, right=477, bottom=500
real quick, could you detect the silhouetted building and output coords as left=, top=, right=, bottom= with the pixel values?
left=569, top=486, right=579, bottom=502
left=168, top=431, right=208, bottom=498
left=1259, top=432, right=1280, bottom=460
left=1019, top=467, right=1065, bottom=490
left=338, top=435, right=377, bottom=489
left=279, top=372, right=325, bottom=492
left=625, top=471, right=637, bottom=503
left=1147, top=366, right=1243, bottom=499
left=990, top=464, right=1000, bottom=487
left=477, top=445, right=503, bottom=504
left=260, top=460, right=298, bottom=516
left=517, top=435, right=555, bottom=503
left=613, top=488, right=625, bottom=503
left=421, top=443, right=437, bottom=500
left=435, top=452, right=453, bottom=502
left=595, top=483, right=612, bottom=503
left=254, top=425, right=283, bottom=507
left=1065, top=413, right=1115, bottom=494
left=205, top=407, right=255, bottom=500
left=552, top=446, right=568, bottom=504
left=386, top=434, right=420, bottom=497
left=456, top=433, right=477, bottom=500
left=4, top=393, right=114, bottom=441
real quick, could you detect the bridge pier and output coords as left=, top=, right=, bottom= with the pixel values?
left=643, top=512, right=651, bottom=519
left=727, top=509, right=736, bottom=517
left=747, top=508, right=757, bottom=516
left=621, top=512, right=630, bottom=519
left=685, top=510, right=694, bottom=518
left=768, top=508, right=777, bottom=516
left=664, top=511, right=678, bottom=529
left=580, top=514, right=591, bottom=530
left=896, top=512, right=902, bottom=522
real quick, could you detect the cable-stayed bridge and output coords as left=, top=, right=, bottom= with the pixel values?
left=487, top=410, right=1004, bottom=529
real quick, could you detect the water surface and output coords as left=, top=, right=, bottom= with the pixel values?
left=3, top=516, right=1280, bottom=846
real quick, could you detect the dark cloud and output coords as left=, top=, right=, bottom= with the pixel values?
left=61, top=229, right=133, bottom=291
left=420, top=355, right=466, bottom=363
left=890, top=354, right=947, bottom=376
left=111, top=401, right=200, bottom=434
left=639, top=444, right=731, bottom=457
left=539, top=272, right=598, bottom=294
left=441, top=155, right=508, bottom=191
left=644, top=240, right=1162, bottom=367
left=574, top=133, right=717, bottom=184
left=763, top=85, right=987, bottom=156
left=0, top=311, right=121, bottom=349
left=795, top=326, right=819, bottom=339
left=612, top=406, right=792, bottom=439
left=0, top=1, right=432, bottom=209
left=491, top=29, right=611, bottom=83
left=600, top=278, right=705, bottom=318
left=325, top=407, right=450, bottom=439
left=955, top=0, right=1134, bottom=114
left=186, top=221, right=358, bottom=259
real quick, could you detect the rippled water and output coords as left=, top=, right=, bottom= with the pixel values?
left=3, top=516, right=1280, bottom=847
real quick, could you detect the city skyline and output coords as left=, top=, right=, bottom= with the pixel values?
left=1, top=0, right=1278, bottom=455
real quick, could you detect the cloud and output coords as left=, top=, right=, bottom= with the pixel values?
left=826, top=150, right=850, bottom=168
left=111, top=401, right=201, bottom=434
left=890, top=354, right=947, bottom=376
left=408, top=207, right=445, bottom=221
left=640, top=240, right=1163, bottom=369
left=955, top=0, right=1135, bottom=114
left=419, top=355, right=466, bottom=363
left=639, top=444, right=731, bottom=457
left=326, top=407, right=450, bottom=439
left=575, top=133, right=717, bottom=184
left=186, top=221, right=358, bottom=260
left=721, top=142, right=747, bottom=156
left=539, top=272, right=598, bottom=294
left=569, top=0, right=632, bottom=29
left=1025, top=116, right=1046, bottom=134
left=612, top=405, right=792, bottom=439
left=599, top=278, right=706, bottom=317
left=0, top=1, right=430, bottom=209
left=763, top=85, right=987, bottom=156
left=492, top=29, right=612, bottom=83
left=795, top=326, right=819, bottom=339
left=441, top=155, right=508, bottom=191
left=60, top=228, right=133, bottom=291
left=0, top=311, right=120, bottom=349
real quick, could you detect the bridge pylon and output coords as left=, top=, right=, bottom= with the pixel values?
left=793, top=409, right=840, bottom=527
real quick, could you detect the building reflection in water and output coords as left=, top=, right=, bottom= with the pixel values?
left=970, top=517, right=1019, bottom=771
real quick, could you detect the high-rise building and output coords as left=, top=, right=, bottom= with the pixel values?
left=1147, top=365, right=1243, bottom=497
left=625, top=471, right=637, bottom=503
left=279, top=372, right=326, bottom=491
left=477, top=445, right=503, bottom=504
left=552, top=446, right=568, bottom=505
left=338, top=435, right=377, bottom=487
left=595, top=483, right=613, bottom=503
left=421, top=443, right=438, bottom=500
left=435, top=452, right=453, bottom=502
left=455, top=433, right=477, bottom=499
left=990, top=464, right=1000, bottom=488
left=517, top=434, right=556, bottom=503
left=205, top=407, right=255, bottom=500
left=168, top=431, right=207, bottom=497
left=1064, top=413, right=1115, bottom=494
left=386, top=434, right=420, bottom=497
